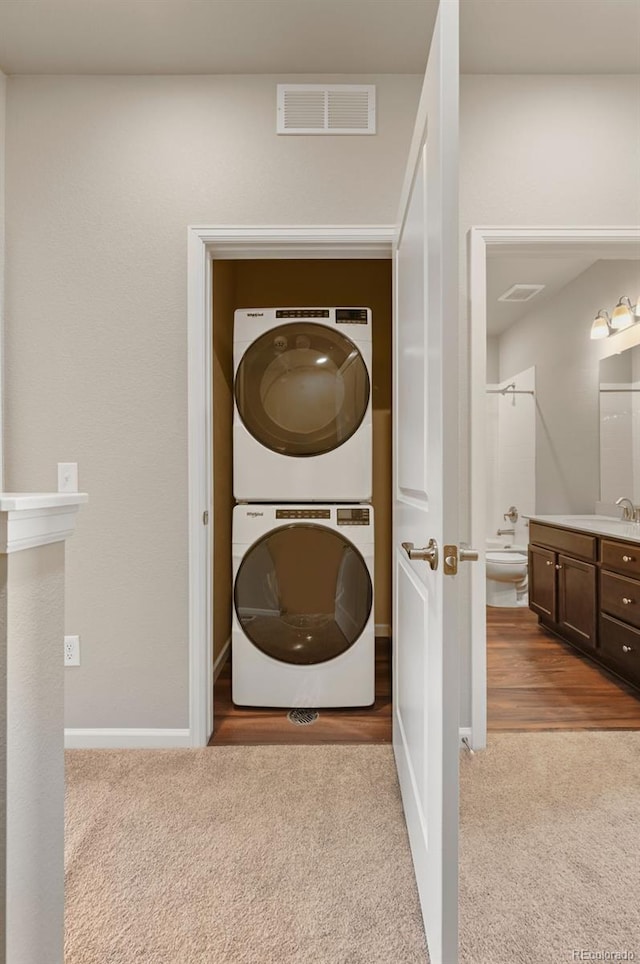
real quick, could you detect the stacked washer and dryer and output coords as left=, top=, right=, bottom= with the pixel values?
left=232, top=307, right=375, bottom=708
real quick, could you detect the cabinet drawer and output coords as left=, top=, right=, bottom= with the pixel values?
left=601, top=571, right=640, bottom=630
left=599, top=614, right=640, bottom=687
left=601, top=539, right=640, bottom=579
left=529, top=522, right=596, bottom=562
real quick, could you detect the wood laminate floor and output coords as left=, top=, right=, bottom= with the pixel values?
left=487, top=606, right=640, bottom=731
left=209, top=637, right=392, bottom=746
left=209, top=609, right=640, bottom=745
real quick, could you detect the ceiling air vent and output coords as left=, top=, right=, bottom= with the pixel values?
left=498, top=283, right=546, bottom=303
left=277, top=84, right=376, bottom=135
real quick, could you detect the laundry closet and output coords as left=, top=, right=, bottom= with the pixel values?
left=211, top=258, right=392, bottom=743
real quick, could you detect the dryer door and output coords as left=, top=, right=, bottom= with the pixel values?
left=234, top=524, right=372, bottom=665
left=235, top=322, right=370, bottom=456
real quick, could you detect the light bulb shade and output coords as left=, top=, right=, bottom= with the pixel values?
left=590, top=310, right=610, bottom=340
left=610, top=297, right=634, bottom=330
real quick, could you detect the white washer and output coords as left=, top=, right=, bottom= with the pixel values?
left=232, top=503, right=375, bottom=708
left=233, top=307, right=372, bottom=502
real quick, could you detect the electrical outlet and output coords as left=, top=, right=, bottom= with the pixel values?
left=64, top=635, right=80, bottom=666
left=58, top=462, right=78, bottom=493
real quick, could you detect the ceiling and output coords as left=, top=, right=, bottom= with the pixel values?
left=487, top=252, right=640, bottom=337
left=0, top=0, right=638, bottom=76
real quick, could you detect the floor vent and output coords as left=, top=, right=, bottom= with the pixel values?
left=287, top=708, right=320, bottom=726
left=277, top=85, right=376, bottom=135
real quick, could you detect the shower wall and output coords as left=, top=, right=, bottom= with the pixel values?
left=485, top=366, right=536, bottom=545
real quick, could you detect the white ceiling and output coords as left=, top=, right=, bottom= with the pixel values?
left=0, top=0, right=638, bottom=76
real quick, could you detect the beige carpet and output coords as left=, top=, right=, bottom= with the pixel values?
left=459, top=731, right=640, bottom=964
left=65, top=745, right=428, bottom=964
left=65, top=734, right=640, bottom=964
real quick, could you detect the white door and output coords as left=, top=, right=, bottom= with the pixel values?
left=392, top=3, right=463, bottom=963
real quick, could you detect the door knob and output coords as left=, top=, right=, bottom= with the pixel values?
left=402, top=539, right=439, bottom=571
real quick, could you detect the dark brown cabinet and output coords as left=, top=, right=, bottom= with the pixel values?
left=529, top=521, right=640, bottom=691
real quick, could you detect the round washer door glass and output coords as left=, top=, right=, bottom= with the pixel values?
left=235, top=323, right=370, bottom=456
left=234, top=525, right=372, bottom=665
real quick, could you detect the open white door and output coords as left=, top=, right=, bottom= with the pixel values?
left=393, top=3, right=464, bottom=963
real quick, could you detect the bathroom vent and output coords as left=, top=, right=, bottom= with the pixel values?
left=498, top=284, right=546, bottom=303
left=277, top=84, right=376, bottom=135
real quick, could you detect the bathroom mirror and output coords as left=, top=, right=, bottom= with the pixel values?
left=599, top=344, right=640, bottom=504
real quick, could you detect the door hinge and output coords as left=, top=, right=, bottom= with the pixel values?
left=202, top=510, right=209, bottom=525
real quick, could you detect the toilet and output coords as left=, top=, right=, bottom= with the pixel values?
left=486, top=548, right=528, bottom=607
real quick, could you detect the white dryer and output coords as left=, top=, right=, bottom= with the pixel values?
left=232, top=503, right=375, bottom=708
left=233, top=307, right=372, bottom=502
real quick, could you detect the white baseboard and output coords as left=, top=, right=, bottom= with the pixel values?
left=213, top=635, right=231, bottom=682
left=375, top=623, right=391, bottom=637
left=64, top=728, right=192, bottom=749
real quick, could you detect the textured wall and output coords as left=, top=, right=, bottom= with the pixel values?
left=4, top=74, right=420, bottom=729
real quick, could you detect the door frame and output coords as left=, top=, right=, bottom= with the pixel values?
left=187, top=225, right=395, bottom=746
left=468, top=225, right=640, bottom=750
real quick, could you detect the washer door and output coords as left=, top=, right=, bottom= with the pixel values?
left=234, top=525, right=372, bottom=665
left=235, top=323, right=370, bottom=457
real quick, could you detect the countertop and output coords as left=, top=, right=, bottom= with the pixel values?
left=528, top=514, right=640, bottom=543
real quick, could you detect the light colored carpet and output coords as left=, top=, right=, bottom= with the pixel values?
left=65, top=733, right=640, bottom=964
left=64, top=745, right=428, bottom=964
left=459, top=731, right=640, bottom=964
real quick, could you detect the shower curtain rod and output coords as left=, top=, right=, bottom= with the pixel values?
left=486, top=386, right=535, bottom=396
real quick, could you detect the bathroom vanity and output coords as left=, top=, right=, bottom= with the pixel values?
left=528, top=515, right=640, bottom=692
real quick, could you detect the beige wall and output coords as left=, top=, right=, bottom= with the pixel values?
left=3, top=74, right=419, bottom=729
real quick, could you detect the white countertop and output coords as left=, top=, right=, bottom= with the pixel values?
left=529, top=514, right=640, bottom=543
left=0, top=492, right=89, bottom=511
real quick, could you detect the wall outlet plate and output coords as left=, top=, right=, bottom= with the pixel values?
left=64, top=635, right=80, bottom=666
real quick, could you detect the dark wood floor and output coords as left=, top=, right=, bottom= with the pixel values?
left=487, top=606, right=640, bottom=731
left=209, top=609, right=640, bottom=744
left=208, top=637, right=392, bottom=746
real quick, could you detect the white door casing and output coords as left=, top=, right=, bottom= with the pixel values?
left=392, top=2, right=460, bottom=963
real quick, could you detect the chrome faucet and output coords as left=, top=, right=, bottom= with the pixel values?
left=497, top=527, right=516, bottom=536
left=616, top=497, right=640, bottom=522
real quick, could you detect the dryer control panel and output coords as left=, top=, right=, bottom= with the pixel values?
left=275, top=508, right=331, bottom=519
left=337, top=508, right=370, bottom=526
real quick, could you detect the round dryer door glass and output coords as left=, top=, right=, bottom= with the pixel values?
left=234, top=524, right=373, bottom=665
left=235, top=323, right=370, bottom=456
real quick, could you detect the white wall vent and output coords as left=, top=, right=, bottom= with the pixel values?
left=277, top=84, right=376, bottom=135
left=497, top=283, right=546, bottom=303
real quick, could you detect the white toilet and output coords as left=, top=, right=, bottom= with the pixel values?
left=486, top=549, right=528, bottom=607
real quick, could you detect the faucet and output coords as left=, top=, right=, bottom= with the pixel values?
left=503, top=506, right=519, bottom=524
left=497, top=527, right=516, bottom=536
left=616, top=497, right=640, bottom=522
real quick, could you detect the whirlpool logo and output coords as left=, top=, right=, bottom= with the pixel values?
left=247, top=511, right=264, bottom=518
left=247, top=312, right=264, bottom=317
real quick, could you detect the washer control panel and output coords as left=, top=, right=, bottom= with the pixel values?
left=275, top=508, right=331, bottom=519
left=337, top=508, right=370, bottom=526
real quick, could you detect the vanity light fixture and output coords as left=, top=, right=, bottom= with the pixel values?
left=590, top=309, right=611, bottom=340
left=610, top=296, right=635, bottom=331
left=634, top=297, right=640, bottom=319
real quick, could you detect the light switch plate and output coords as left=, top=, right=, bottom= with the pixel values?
left=58, top=462, right=78, bottom=493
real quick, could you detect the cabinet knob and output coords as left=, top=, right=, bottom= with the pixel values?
left=623, top=645, right=634, bottom=654
left=555, top=564, right=563, bottom=570
left=622, top=597, right=634, bottom=605
left=545, top=560, right=553, bottom=566
left=622, top=555, right=634, bottom=563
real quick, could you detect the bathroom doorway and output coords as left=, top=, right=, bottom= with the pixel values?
left=468, top=227, right=640, bottom=743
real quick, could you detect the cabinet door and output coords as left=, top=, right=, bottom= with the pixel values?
left=557, top=554, right=597, bottom=651
left=529, top=545, right=557, bottom=621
